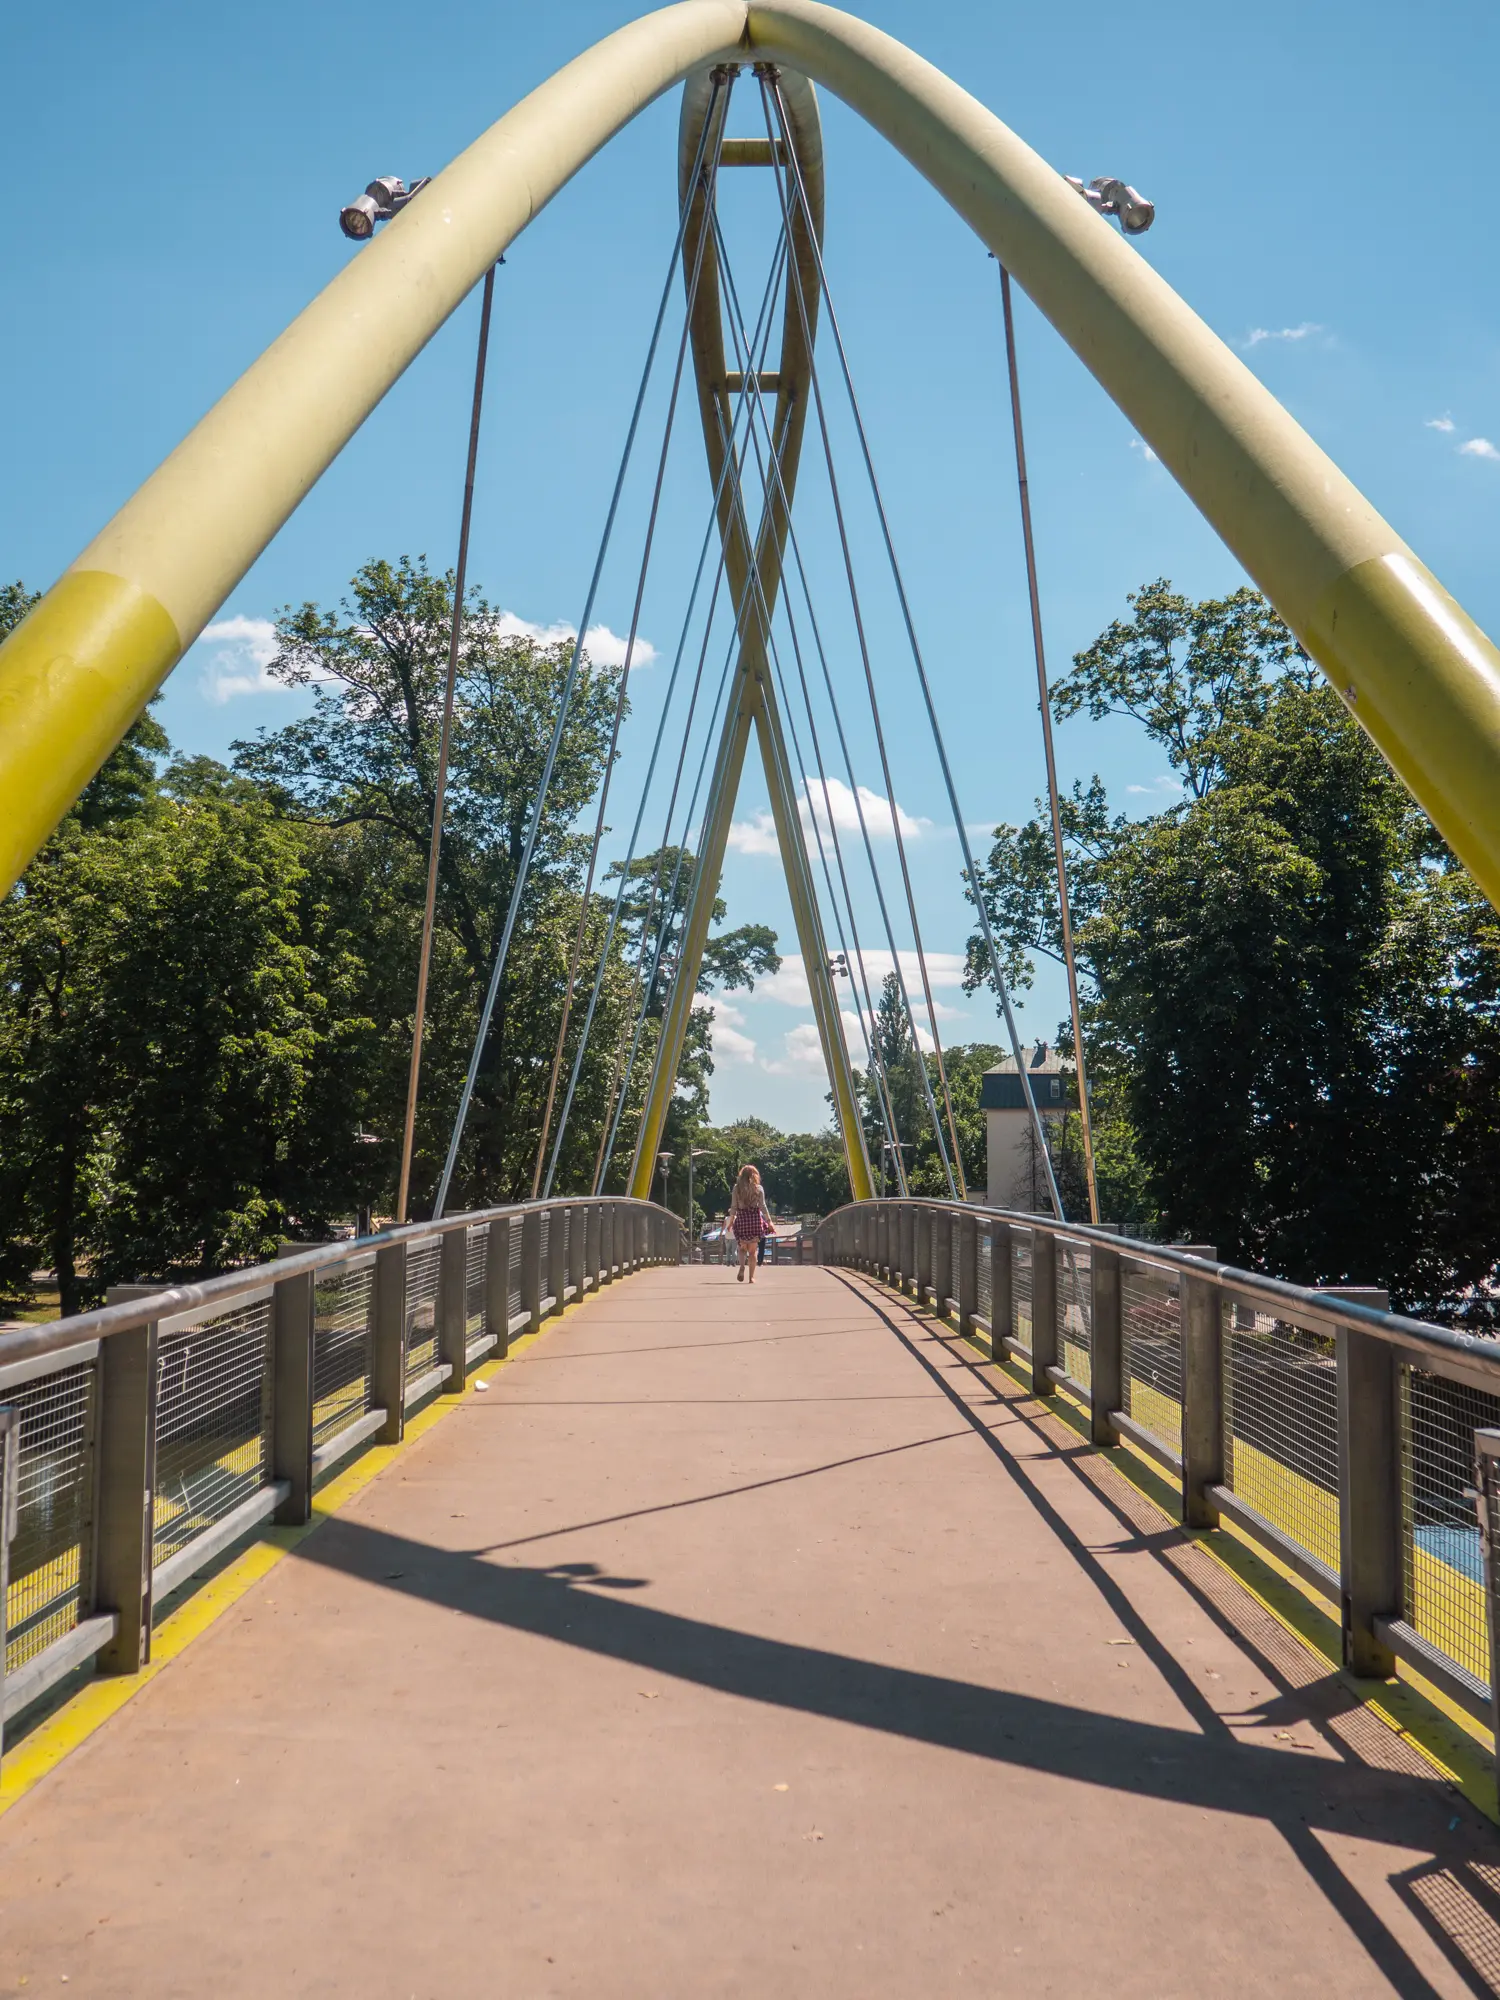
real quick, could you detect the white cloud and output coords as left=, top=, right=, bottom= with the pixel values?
left=1459, top=437, right=1500, bottom=462
left=1426, top=416, right=1456, bottom=433
left=199, top=616, right=282, bottom=703
left=755, top=950, right=968, bottom=1013
left=1126, top=774, right=1184, bottom=797
left=495, top=611, right=656, bottom=669
left=1243, top=322, right=1324, bottom=348
left=762, top=1022, right=828, bottom=1076
left=707, top=996, right=758, bottom=1065
left=801, top=775, right=929, bottom=843
left=727, top=810, right=781, bottom=857
left=1128, top=436, right=1159, bottom=463
left=730, top=779, right=929, bottom=859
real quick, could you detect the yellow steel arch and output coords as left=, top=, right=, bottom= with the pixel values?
left=3, top=0, right=1499, bottom=926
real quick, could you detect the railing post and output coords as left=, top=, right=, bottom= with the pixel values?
left=1089, top=1243, right=1122, bottom=1447
left=915, top=1207, right=933, bottom=1305
left=1335, top=1288, right=1398, bottom=1679
left=991, top=1220, right=1012, bottom=1353
left=372, top=1242, right=407, bottom=1446
left=486, top=1215, right=512, bottom=1360
left=599, top=1202, right=612, bottom=1282
left=271, top=1268, right=315, bottom=1526
left=896, top=1203, right=911, bottom=1291
left=439, top=1225, right=468, bottom=1392
left=521, top=1208, right=544, bottom=1333
left=957, top=1211, right=978, bottom=1336
left=547, top=1205, right=567, bottom=1314
left=567, top=1204, right=583, bottom=1297
left=1180, top=1273, right=1224, bottom=1528
left=1031, top=1230, right=1058, bottom=1398
left=934, top=1211, right=953, bottom=1316
left=95, top=1317, right=159, bottom=1672
left=585, top=1202, right=600, bottom=1289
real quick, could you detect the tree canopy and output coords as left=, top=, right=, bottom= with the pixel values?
left=965, top=578, right=1500, bottom=1321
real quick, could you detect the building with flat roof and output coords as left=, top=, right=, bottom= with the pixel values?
left=982, top=1041, right=1074, bottom=1212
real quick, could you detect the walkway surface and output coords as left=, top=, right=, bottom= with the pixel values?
left=2, top=1265, right=1498, bottom=1997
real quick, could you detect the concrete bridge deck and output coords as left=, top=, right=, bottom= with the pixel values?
left=2, top=1264, right=1496, bottom=1997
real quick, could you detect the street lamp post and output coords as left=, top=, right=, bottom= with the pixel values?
left=656, top=1151, right=674, bottom=1218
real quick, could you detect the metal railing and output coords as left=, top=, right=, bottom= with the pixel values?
left=816, top=1196, right=1500, bottom=1768
left=0, top=1197, right=682, bottom=1759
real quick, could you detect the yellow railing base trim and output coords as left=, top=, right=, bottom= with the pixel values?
left=0, top=1289, right=593, bottom=1819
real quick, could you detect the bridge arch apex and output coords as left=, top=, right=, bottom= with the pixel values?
left=2, top=0, right=1498, bottom=913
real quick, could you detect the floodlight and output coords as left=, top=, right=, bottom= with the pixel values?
left=1064, top=174, right=1156, bottom=236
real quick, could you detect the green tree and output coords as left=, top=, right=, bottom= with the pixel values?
left=965, top=580, right=1500, bottom=1319
left=234, top=556, right=643, bottom=1209
left=0, top=760, right=335, bottom=1311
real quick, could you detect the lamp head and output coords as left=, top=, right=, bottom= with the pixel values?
left=1065, top=174, right=1155, bottom=235
left=338, top=175, right=430, bottom=241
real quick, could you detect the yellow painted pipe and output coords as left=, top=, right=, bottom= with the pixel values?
left=2, top=0, right=1498, bottom=922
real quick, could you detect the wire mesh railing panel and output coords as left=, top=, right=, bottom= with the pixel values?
left=312, top=1263, right=374, bottom=1447
left=153, top=1299, right=273, bottom=1570
left=976, top=1232, right=992, bottom=1327
left=539, top=1212, right=551, bottom=1297
left=465, top=1227, right=486, bottom=1340
left=1012, top=1230, right=1033, bottom=1354
left=1057, top=1240, right=1092, bottom=1390
left=1402, top=1366, right=1500, bottom=1691
left=5, top=1360, right=95, bottom=1673
left=403, top=1240, right=442, bottom=1385
left=1222, top=1306, right=1339, bottom=1574
left=1122, top=1268, right=1183, bottom=1456
left=508, top=1219, right=523, bottom=1321
left=562, top=1208, right=572, bottom=1290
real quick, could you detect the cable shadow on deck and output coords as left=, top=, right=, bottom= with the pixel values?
left=290, top=1512, right=1461, bottom=1851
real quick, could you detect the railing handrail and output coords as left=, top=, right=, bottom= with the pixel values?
left=820, top=1197, right=1500, bottom=1381
left=0, top=1196, right=679, bottom=1372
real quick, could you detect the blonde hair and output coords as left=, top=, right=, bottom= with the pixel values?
left=732, top=1164, right=763, bottom=1207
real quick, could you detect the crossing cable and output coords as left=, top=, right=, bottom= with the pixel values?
left=395, top=257, right=498, bottom=1226
left=605, top=612, right=743, bottom=1189
left=708, top=249, right=911, bottom=1188
left=713, top=199, right=959, bottom=1195
left=997, top=260, right=1101, bottom=1224
left=530, top=114, right=727, bottom=1196
left=710, top=230, right=913, bottom=1185
left=764, top=70, right=1065, bottom=1219
left=745, top=107, right=968, bottom=1199
left=432, top=81, right=724, bottom=1219
left=714, top=245, right=928, bottom=1201
left=558, top=226, right=793, bottom=1196
left=587, top=237, right=796, bottom=1193
left=707, top=385, right=900, bottom=1180
left=547, top=464, right=730, bottom=1201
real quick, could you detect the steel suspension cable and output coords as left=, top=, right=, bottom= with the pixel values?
left=707, top=257, right=909, bottom=1188
left=395, top=259, right=498, bottom=1226
left=708, top=237, right=910, bottom=1181
left=551, top=475, right=730, bottom=1201
left=764, top=72, right=1064, bottom=1219
left=590, top=235, right=794, bottom=1192
left=432, top=82, right=724, bottom=1219
left=530, top=121, right=725, bottom=1195
left=997, top=261, right=1100, bottom=1223
left=713, top=198, right=958, bottom=1195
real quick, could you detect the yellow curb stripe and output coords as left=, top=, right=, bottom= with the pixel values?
left=958, top=1325, right=1500, bottom=1821
left=0, top=1290, right=594, bottom=1817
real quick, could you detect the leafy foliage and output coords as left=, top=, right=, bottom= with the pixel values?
left=965, top=580, right=1500, bottom=1320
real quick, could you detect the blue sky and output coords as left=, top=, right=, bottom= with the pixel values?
left=7, top=0, right=1500, bottom=1132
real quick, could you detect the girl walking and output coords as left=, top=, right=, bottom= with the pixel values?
left=728, top=1164, right=773, bottom=1284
